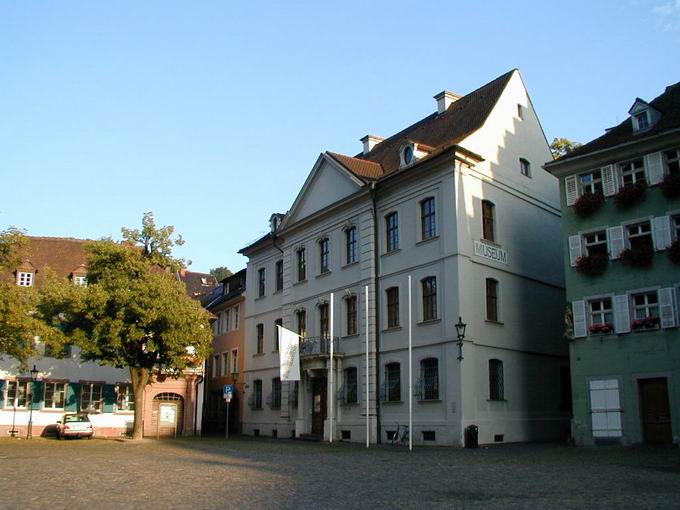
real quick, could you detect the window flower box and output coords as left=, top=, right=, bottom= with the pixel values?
left=614, top=181, right=647, bottom=209
left=631, top=316, right=660, bottom=330
left=620, top=245, right=654, bottom=268
left=573, top=192, right=604, bottom=217
left=575, top=253, right=608, bottom=276
left=669, top=237, right=680, bottom=265
left=660, top=172, right=680, bottom=200
left=589, top=322, right=613, bottom=335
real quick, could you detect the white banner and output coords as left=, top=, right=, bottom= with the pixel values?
left=278, top=325, right=301, bottom=381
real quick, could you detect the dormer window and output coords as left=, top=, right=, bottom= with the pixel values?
left=629, top=98, right=659, bottom=134
left=634, top=112, right=649, bottom=131
left=400, top=142, right=416, bottom=168
left=73, top=275, right=88, bottom=287
left=403, top=145, right=414, bottom=165
left=17, top=271, right=34, bottom=287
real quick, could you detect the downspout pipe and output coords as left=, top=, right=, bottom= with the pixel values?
left=370, top=181, right=382, bottom=443
left=194, top=374, right=204, bottom=436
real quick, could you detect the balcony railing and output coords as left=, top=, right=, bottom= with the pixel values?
left=299, top=336, right=342, bottom=358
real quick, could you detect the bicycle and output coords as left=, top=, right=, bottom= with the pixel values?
left=390, top=423, right=409, bottom=446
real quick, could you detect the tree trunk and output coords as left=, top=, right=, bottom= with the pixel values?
left=130, top=366, right=150, bottom=440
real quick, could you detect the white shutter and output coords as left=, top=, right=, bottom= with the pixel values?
left=607, top=226, right=625, bottom=259
left=572, top=300, right=587, bottom=338
left=659, top=288, right=676, bottom=328
left=565, top=175, right=578, bottom=206
left=653, top=216, right=672, bottom=250
left=645, top=152, right=664, bottom=185
left=614, top=294, right=631, bottom=334
left=568, top=235, right=583, bottom=267
left=601, top=165, right=617, bottom=196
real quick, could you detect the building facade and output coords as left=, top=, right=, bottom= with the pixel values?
left=544, top=81, right=680, bottom=445
left=239, top=70, right=569, bottom=446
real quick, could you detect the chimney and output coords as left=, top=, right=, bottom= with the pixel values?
left=360, top=134, right=384, bottom=155
left=434, top=91, right=461, bottom=115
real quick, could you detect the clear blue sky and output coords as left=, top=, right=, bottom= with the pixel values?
left=2, top=1, right=679, bottom=273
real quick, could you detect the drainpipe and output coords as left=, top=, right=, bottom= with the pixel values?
left=370, top=182, right=382, bottom=443
left=194, top=374, right=203, bottom=437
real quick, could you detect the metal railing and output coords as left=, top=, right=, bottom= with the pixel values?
left=299, top=336, right=342, bottom=357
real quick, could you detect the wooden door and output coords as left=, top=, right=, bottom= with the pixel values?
left=639, top=378, right=672, bottom=444
left=311, top=377, right=327, bottom=436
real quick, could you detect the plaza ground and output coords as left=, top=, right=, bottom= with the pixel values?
left=0, top=436, right=678, bottom=509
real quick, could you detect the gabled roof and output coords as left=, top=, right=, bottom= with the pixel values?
left=552, top=80, right=680, bottom=162
left=7, top=237, right=89, bottom=287
left=326, top=152, right=384, bottom=181
left=178, top=269, right=219, bottom=300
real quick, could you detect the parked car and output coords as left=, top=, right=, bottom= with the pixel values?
left=57, top=413, right=94, bottom=439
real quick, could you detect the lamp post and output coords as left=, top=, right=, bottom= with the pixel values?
left=27, top=365, right=39, bottom=439
left=455, top=317, right=467, bottom=361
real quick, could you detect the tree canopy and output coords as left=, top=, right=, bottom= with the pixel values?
left=550, top=137, right=582, bottom=159
left=209, top=266, right=232, bottom=282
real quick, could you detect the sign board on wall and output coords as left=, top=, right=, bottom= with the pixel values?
left=473, top=240, right=508, bottom=265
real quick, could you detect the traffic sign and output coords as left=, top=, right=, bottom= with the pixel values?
left=223, top=384, right=234, bottom=400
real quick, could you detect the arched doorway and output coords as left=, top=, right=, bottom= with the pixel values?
left=152, top=392, right=184, bottom=438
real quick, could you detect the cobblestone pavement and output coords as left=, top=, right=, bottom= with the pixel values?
left=1, top=436, right=679, bottom=510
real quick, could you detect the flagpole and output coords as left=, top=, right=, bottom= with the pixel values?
left=365, top=285, right=369, bottom=448
left=329, top=292, right=334, bottom=444
left=408, top=275, right=413, bottom=451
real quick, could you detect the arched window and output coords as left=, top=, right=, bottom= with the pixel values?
left=489, top=359, right=504, bottom=400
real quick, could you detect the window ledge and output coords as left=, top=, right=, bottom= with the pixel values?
left=316, top=271, right=331, bottom=279
left=418, top=319, right=441, bottom=326
left=340, top=402, right=360, bottom=407
left=382, top=400, right=404, bottom=405
left=255, top=296, right=266, bottom=301
left=293, top=279, right=308, bottom=287
left=417, top=399, right=441, bottom=403
left=253, top=353, right=265, bottom=357
left=272, top=349, right=279, bottom=353
left=382, top=248, right=401, bottom=258
left=485, top=320, right=504, bottom=326
left=342, top=333, right=360, bottom=339
left=273, top=289, right=283, bottom=295
left=416, top=235, right=439, bottom=246
left=342, top=261, right=359, bottom=269
left=480, top=239, right=502, bottom=248
left=487, top=399, right=508, bottom=403
left=382, top=326, right=402, bottom=333
left=114, top=411, right=135, bottom=415
left=41, top=409, right=65, bottom=413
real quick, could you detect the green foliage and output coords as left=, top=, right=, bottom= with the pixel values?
left=121, top=211, right=187, bottom=271
left=550, top=137, right=582, bottom=159
left=209, top=266, right=232, bottom=282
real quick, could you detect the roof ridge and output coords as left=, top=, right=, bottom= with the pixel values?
left=28, top=236, right=89, bottom=242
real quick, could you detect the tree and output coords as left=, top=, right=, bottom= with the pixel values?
left=550, top=137, right=582, bottom=159
left=40, top=214, right=213, bottom=439
left=209, top=266, right=232, bottom=282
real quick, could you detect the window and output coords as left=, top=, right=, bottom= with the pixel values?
left=258, top=268, right=265, bottom=297
left=419, top=358, right=439, bottom=400
left=635, top=112, right=649, bottom=130
left=627, top=222, right=652, bottom=250
left=290, top=381, right=299, bottom=408
left=421, top=197, right=436, bottom=240
left=422, top=277, right=437, bottom=321
left=385, top=362, right=401, bottom=402
left=665, top=148, right=680, bottom=175
left=212, top=354, right=220, bottom=378
left=80, top=383, right=103, bottom=413
left=222, top=352, right=229, bottom=376
left=386, top=287, right=399, bottom=328
left=584, top=231, right=608, bottom=256
left=520, top=158, right=531, bottom=177
left=275, top=260, right=283, bottom=291
left=385, top=212, right=399, bottom=252
left=619, top=158, right=645, bottom=185
left=589, top=379, right=622, bottom=438
left=489, top=360, right=504, bottom=400
left=17, top=272, right=33, bottom=287
left=5, top=380, right=31, bottom=408
left=580, top=169, right=603, bottom=195
left=344, top=367, right=357, bottom=404
left=116, top=384, right=134, bottom=411
left=319, top=238, right=330, bottom=274
left=73, top=275, right=87, bottom=287
left=517, top=104, right=524, bottom=120
left=231, top=349, right=238, bottom=373
left=632, top=291, right=659, bottom=321
left=43, top=382, right=66, bottom=409
left=233, top=305, right=240, bottom=330
left=346, top=296, right=357, bottom=336
left=674, top=215, right=680, bottom=239
left=589, top=298, right=613, bottom=329
left=274, top=318, right=282, bottom=351
left=296, top=310, right=306, bottom=338
left=482, top=200, right=495, bottom=242
left=486, top=278, right=499, bottom=322
left=271, top=378, right=281, bottom=409
left=256, top=324, right=264, bottom=354
left=345, top=227, right=357, bottom=264
left=252, top=380, right=263, bottom=410
left=319, top=303, right=329, bottom=338
left=297, top=248, right=306, bottom=281
left=219, top=309, right=230, bottom=334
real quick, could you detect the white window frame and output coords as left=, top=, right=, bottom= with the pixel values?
left=43, top=381, right=67, bottom=410
left=583, top=230, right=608, bottom=256
left=80, top=382, right=103, bottom=413
left=5, top=380, right=31, bottom=408
left=73, top=275, right=87, bottom=287
left=17, top=272, right=33, bottom=287
left=212, top=354, right=220, bottom=378
left=624, top=218, right=653, bottom=250
left=231, top=349, right=238, bottom=374
left=630, top=290, right=659, bottom=322
left=587, top=295, right=614, bottom=333
left=222, top=352, right=230, bottom=376
left=664, top=148, right=680, bottom=175
left=618, top=158, right=646, bottom=186
left=579, top=168, right=604, bottom=195
left=588, top=378, right=623, bottom=438
left=116, top=384, right=134, bottom=412
left=233, top=305, right=240, bottom=330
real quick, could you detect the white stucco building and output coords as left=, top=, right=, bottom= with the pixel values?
left=239, top=69, right=569, bottom=445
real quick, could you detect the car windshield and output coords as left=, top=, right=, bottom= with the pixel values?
left=64, top=415, right=89, bottom=423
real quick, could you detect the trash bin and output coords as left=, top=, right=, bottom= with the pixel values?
left=465, top=425, right=478, bottom=448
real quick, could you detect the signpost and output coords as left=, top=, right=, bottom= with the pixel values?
left=223, top=384, right=234, bottom=439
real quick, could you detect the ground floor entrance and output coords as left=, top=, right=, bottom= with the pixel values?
left=311, top=377, right=327, bottom=436
left=639, top=378, right=673, bottom=444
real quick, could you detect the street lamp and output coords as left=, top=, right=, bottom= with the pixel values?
left=27, top=365, right=38, bottom=439
left=455, top=317, right=467, bottom=361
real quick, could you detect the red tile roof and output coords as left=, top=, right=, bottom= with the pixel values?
left=6, top=237, right=89, bottom=287
left=326, top=152, right=384, bottom=181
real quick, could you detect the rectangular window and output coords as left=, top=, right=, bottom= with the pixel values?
left=80, top=383, right=103, bottom=413
left=385, top=363, right=401, bottom=402
left=253, top=380, right=262, bottom=409
left=517, top=104, right=524, bottom=120
left=632, top=291, right=659, bottom=321
left=665, top=148, right=680, bottom=175
left=420, top=358, right=439, bottom=400
left=275, top=260, right=283, bottom=291
left=256, top=324, right=264, bottom=354
left=73, top=275, right=88, bottom=287
left=6, top=380, right=31, bottom=408
left=212, top=354, right=220, bottom=378
left=271, top=378, right=281, bottom=409
left=319, top=238, right=330, bottom=274
left=231, top=349, right=238, bottom=374
left=589, top=298, right=613, bottom=330
left=488, top=359, right=504, bottom=400
left=346, top=227, right=357, bottom=264
left=290, top=381, right=299, bottom=408
left=584, top=231, right=608, bottom=256
left=422, top=277, right=437, bottom=321
left=116, top=384, right=134, bottom=411
left=274, top=318, right=282, bottom=351
left=635, top=112, right=649, bottom=130
left=344, top=367, right=357, bottom=404
left=385, top=212, right=399, bottom=252
left=619, top=158, right=645, bottom=185
left=233, top=305, right=239, bottom=330
left=44, top=382, right=66, bottom=409
left=674, top=215, right=680, bottom=239
left=589, top=379, right=622, bottom=438
left=17, top=272, right=33, bottom=287
left=297, top=310, right=306, bottom=338
left=580, top=169, right=603, bottom=195
left=482, top=201, right=495, bottom=242
left=297, top=248, right=306, bottom=281
left=627, top=221, right=653, bottom=250
left=520, top=158, right=531, bottom=177
left=319, top=303, right=329, bottom=338
left=421, top=197, right=436, bottom=240
left=386, top=287, right=399, bottom=328
left=346, top=296, right=357, bottom=336
left=222, top=352, right=229, bottom=376
left=486, top=278, right=498, bottom=322
left=258, top=268, right=265, bottom=297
